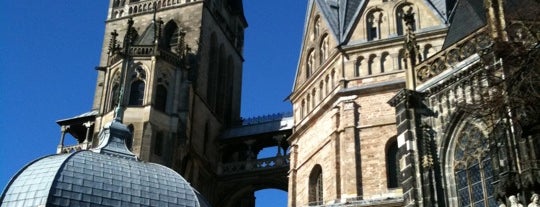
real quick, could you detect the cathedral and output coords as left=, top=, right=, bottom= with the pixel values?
left=2, top=0, right=539, bottom=207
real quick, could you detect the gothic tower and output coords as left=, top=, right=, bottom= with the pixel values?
left=287, top=0, right=454, bottom=206
left=57, top=0, right=247, bottom=204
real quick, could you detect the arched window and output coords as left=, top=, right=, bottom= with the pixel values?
left=109, top=82, right=120, bottom=111
left=355, top=56, right=364, bottom=77
left=319, top=35, right=329, bottom=64
left=381, top=52, right=391, bottom=73
left=309, top=165, right=323, bottom=206
left=155, top=84, right=168, bottom=112
left=306, top=50, right=314, bottom=78
left=396, top=3, right=416, bottom=35
left=319, top=81, right=324, bottom=101
left=368, top=54, right=378, bottom=75
left=398, top=49, right=407, bottom=70
left=129, top=80, right=145, bottom=106
left=386, top=137, right=399, bottom=188
left=367, top=9, right=384, bottom=40
left=128, top=67, right=146, bottom=106
left=423, top=44, right=433, bottom=60
left=162, top=21, right=181, bottom=52
left=453, top=125, right=496, bottom=207
left=312, top=16, right=320, bottom=40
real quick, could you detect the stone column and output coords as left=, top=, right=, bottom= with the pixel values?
left=57, top=125, right=70, bottom=154
left=83, top=121, right=95, bottom=150
left=388, top=89, right=424, bottom=206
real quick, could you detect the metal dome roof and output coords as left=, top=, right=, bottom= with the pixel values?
left=1, top=121, right=210, bottom=207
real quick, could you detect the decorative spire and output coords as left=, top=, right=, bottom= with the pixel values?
left=152, top=1, right=163, bottom=45
left=114, top=18, right=135, bottom=122
left=108, top=30, right=119, bottom=55
left=92, top=120, right=137, bottom=160
left=403, top=12, right=420, bottom=90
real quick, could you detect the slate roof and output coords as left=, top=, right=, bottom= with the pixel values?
left=442, top=0, right=487, bottom=49
left=305, top=0, right=453, bottom=44
left=1, top=121, right=210, bottom=207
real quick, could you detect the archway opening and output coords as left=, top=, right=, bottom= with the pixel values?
left=257, top=146, right=280, bottom=159
left=255, top=188, right=287, bottom=207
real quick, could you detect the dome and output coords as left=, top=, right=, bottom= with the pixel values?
left=1, top=121, right=211, bottom=207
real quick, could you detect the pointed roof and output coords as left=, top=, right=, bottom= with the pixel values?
left=305, top=0, right=454, bottom=45
left=442, top=0, right=486, bottom=48
left=136, top=22, right=157, bottom=45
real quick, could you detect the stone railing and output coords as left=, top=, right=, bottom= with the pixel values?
left=57, top=143, right=92, bottom=154
left=111, top=0, right=200, bottom=19
left=415, top=27, right=492, bottom=85
left=219, top=155, right=290, bottom=175
left=304, top=196, right=403, bottom=207
left=108, top=46, right=182, bottom=65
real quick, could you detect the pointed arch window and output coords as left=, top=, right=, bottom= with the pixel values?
left=128, top=67, right=146, bottom=106
left=309, top=165, right=323, bottom=206
left=453, top=126, right=496, bottom=207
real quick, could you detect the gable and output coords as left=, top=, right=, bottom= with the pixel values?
left=292, top=1, right=340, bottom=92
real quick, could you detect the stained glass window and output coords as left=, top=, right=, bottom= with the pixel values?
left=453, top=126, right=495, bottom=207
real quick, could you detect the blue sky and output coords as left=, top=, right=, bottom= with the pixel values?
left=0, top=1, right=307, bottom=206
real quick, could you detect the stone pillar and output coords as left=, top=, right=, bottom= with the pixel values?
left=83, top=121, right=95, bottom=150
left=57, top=125, right=70, bottom=154
left=388, top=89, right=424, bottom=206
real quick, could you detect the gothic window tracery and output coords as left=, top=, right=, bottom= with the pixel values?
left=453, top=125, right=496, bottom=207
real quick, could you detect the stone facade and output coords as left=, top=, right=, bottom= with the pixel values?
left=288, top=0, right=450, bottom=206
left=389, top=0, right=540, bottom=206
left=57, top=0, right=249, bottom=206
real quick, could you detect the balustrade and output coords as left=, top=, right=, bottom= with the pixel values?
left=220, top=155, right=290, bottom=175
left=111, top=0, right=200, bottom=19
left=58, top=143, right=92, bottom=154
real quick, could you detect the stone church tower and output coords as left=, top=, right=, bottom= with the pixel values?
left=287, top=0, right=455, bottom=206
left=57, top=0, right=247, bottom=204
